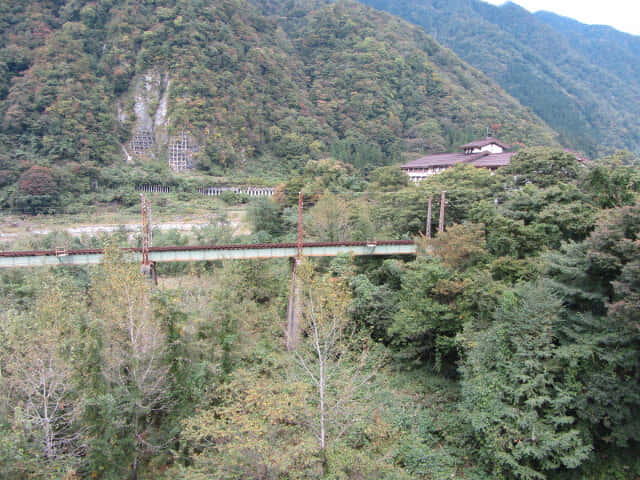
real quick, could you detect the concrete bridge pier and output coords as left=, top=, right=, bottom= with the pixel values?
left=140, top=262, right=157, bottom=285
left=285, top=257, right=301, bottom=351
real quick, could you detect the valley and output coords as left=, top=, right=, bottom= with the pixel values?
left=0, top=1, right=638, bottom=479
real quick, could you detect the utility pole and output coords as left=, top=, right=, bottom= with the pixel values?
left=426, top=197, right=432, bottom=239
left=297, top=191, right=303, bottom=258
left=438, top=191, right=446, bottom=234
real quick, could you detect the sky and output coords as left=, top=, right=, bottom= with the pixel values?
left=482, top=0, right=640, bottom=36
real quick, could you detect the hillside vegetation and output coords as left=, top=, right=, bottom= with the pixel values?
left=359, top=0, right=640, bottom=157
left=1, top=1, right=639, bottom=478
left=1, top=149, right=639, bottom=479
left=0, top=0, right=558, bottom=213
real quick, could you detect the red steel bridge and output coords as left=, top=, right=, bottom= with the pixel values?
left=0, top=193, right=430, bottom=350
left=0, top=240, right=417, bottom=268
left=0, top=193, right=427, bottom=268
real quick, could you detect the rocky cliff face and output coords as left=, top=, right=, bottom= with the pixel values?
left=120, top=71, right=167, bottom=160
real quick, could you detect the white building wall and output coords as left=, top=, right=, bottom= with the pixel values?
left=405, top=167, right=448, bottom=182
left=469, top=143, right=504, bottom=154
left=480, top=143, right=503, bottom=153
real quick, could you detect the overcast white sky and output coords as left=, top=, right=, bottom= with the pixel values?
left=482, top=0, right=640, bottom=36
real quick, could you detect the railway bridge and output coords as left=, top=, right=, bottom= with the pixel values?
left=0, top=192, right=442, bottom=349
left=0, top=240, right=418, bottom=350
left=0, top=240, right=417, bottom=268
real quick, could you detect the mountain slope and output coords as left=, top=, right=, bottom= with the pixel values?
left=0, top=0, right=556, bottom=179
left=358, top=0, right=640, bottom=157
left=534, top=11, right=640, bottom=89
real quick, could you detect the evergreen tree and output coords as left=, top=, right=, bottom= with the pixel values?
left=460, top=283, right=592, bottom=479
left=389, top=257, right=463, bottom=372
left=547, top=204, right=640, bottom=447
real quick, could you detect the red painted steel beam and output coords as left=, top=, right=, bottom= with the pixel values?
left=0, top=240, right=415, bottom=258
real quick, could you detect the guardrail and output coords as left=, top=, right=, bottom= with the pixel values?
left=135, top=184, right=275, bottom=196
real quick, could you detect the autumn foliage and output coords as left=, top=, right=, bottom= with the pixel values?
left=18, top=166, right=57, bottom=196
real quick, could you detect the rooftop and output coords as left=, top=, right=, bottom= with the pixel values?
left=471, top=151, right=513, bottom=167
left=400, top=136, right=514, bottom=173
left=461, top=137, right=509, bottom=150
left=402, top=151, right=490, bottom=168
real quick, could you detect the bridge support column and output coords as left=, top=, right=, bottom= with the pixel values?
left=140, top=262, right=158, bottom=285
left=286, top=257, right=301, bottom=351
left=426, top=197, right=432, bottom=239
left=286, top=191, right=305, bottom=351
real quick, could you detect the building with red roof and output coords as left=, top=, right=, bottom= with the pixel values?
left=401, top=137, right=514, bottom=182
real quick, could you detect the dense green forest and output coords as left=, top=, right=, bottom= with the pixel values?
left=0, top=0, right=560, bottom=214
left=1, top=149, right=639, bottom=479
left=1, top=0, right=640, bottom=479
left=359, top=0, right=640, bottom=157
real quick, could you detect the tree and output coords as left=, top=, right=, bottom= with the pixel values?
left=503, top=148, right=582, bottom=188
left=248, top=197, right=285, bottom=238
left=13, top=166, right=58, bottom=214
left=420, top=164, right=502, bottom=225
left=372, top=165, right=501, bottom=237
left=367, top=166, right=408, bottom=192
left=307, top=193, right=353, bottom=242
left=177, top=370, right=319, bottom=479
left=388, top=257, right=464, bottom=372
left=331, top=138, right=387, bottom=171
left=495, top=182, right=598, bottom=249
left=460, top=283, right=592, bottom=479
left=351, top=274, right=399, bottom=343
left=581, top=154, right=639, bottom=209
left=0, top=273, right=85, bottom=477
left=292, top=261, right=380, bottom=459
left=429, top=222, right=487, bottom=270
left=83, top=246, right=169, bottom=479
left=546, top=203, right=640, bottom=447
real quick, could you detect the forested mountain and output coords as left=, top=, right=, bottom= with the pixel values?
left=534, top=10, right=640, bottom=85
left=0, top=0, right=556, bottom=188
left=2, top=3, right=640, bottom=479
left=358, top=0, right=640, bottom=157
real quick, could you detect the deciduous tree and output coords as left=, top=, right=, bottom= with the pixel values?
left=292, top=261, right=380, bottom=459
left=84, top=246, right=169, bottom=479
left=0, top=273, right=85, bottom=476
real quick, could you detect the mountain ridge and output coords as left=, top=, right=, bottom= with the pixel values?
left=358, top=0, right=640, bottom=157
left=0, top=0, right=557, bottom=183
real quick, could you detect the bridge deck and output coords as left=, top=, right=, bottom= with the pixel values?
left=0, top=241, right=417, bottom=268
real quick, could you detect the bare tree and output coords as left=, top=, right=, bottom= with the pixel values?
left=0, top=277, right=84, bottom=463
left=291, top=261, right=380, bottom=454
